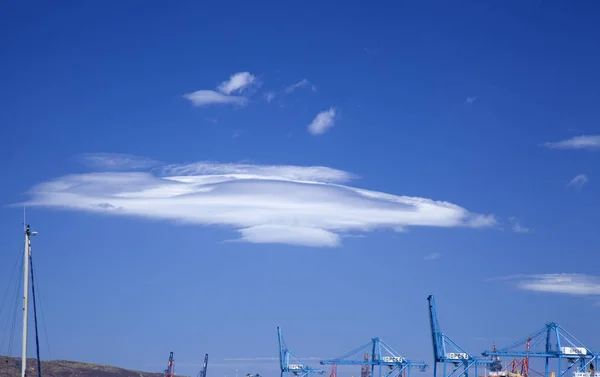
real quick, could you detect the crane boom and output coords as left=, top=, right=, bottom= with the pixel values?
left=198, top=354, right=209, bottom=377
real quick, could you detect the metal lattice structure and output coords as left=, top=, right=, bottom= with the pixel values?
left=278, top=326, right=325, bottom=377
left=427, top=295, right=493, bottom=377
left=163, top=352, right=175, bottom=377
left=320, top=337, right=427, bottom=377
left=481, top=322, right=600, bottom=377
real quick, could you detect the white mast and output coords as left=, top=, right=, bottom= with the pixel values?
left=22, top=223, right=37, bottom=377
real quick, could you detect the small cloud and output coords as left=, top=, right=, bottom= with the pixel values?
left=232, top=129, right=243, bottom=138
left=424, top=252, right=441, bottom=261
left=465, top=96, right=477, bottom=104
left=567, top=174, right=588, bottom=189
left=183, top=90, right=247, bottom=107
left=76, top=153, right=160, bottom=171
left=284, top=79, right=316, bottom=94
left=308, top=107, right=336, bottom=135
left=508, top=217, right=531, bottom=233
left=217, top=72, right=257, bottom=95
left=236, top=224, right=341, bottom=247
left=264, top=91, right=276, bottom=103
left=542, top=135, right=600, bottom=150
left=183, top=71, right=257, bottom=108
left=493, top=273, right=600, bottom=296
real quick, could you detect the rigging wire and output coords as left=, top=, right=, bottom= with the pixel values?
left=29, top=265, right=52, bottom=361
left=29, top=253, right=43, bottom=377
left=0, top=246, right=22, bottom=321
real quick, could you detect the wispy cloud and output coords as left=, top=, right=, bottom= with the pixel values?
left=76, top=153, right=160, bottom=171
left=308, top=107, right=336, bottom=135
left=465, top=96, right=477, bottom=104
left=183, top=90, right=248, bottom=107
left=542, top=135, right=600, bottom=150
left=567, top=174, right=588, bottom=189
left=493, top=273, right=600, bottom=296
left=284, top=79, right=316, bottom=94
left=217, top=72, right=257, bottom=95
left=183, top=71, right=258, bottom=107
left=224, top=357, right=322, bottom=362
left=424, top=252, right=441, bottom=261
left=263, top=79, right=316, bottom=104
left=508, top=217, right=531, bottom=233
left=19, top=159, right=496, bottom=248
left=264, top=91, right=276, bottom=103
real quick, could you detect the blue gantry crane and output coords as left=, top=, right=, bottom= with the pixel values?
left=481, top=322, right=599, bottom=377
left=197, top=353, right=208, bottom=377
left=320, top=337, right=428, bottom=377
left=278, top=326, right=325, bottom=377
left=163, top=352, right=175, bottom=377
left=428, top=295, right=493, bottom=377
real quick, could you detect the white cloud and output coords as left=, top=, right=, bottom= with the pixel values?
left=264, top=91, right=276, bottom=103
left=183, top=71, right=258, bottom=107
left=495, top=273, right=600, bottom=296
left=424, top=252, right=441, bottom=261
left=217, top=72, right=257, bottom=95
left=284, top=79, right=316, bottom=94
left=182, top=90, right=247, bottom=107
left=238, top=224, right=341, bottom=247
left=76, top=153, right=160, bottom=171
left=308, top=107, right=336, bottom=135
left=19, top=160, right=496, bottom=248
left=508, top=216, right=531, bottom=233
left=465, top=96, right=477, bottom=104
left=568, top=174, right=588, bottom=189
left=543, top=135, right=600, bottom=149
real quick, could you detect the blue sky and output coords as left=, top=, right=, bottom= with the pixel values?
left=1, top=0, right=600, bottom=376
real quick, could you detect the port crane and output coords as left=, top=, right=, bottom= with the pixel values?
left=197, top=354, right=208, bottom=377
left=164, top=352, right=175, bottom=377
left=320, top=337, right=428, bottom=377
left=481, top=322, right=600, bottom=377
left=428, top=295, right=493, bottom=377
left=278, top=326, right=325, bottom=377
left=484, top=339, right=544, bottom=377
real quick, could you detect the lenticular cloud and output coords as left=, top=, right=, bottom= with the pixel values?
left=21, top=160, right=496, bottom=247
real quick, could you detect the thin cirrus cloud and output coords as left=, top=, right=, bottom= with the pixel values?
left=567, top=174, right=588, bottom=189
left=18, top=156, right=497, bottom=248
left=424, top=252, right=441, bottom=261
left=263, top=78, right=316, bottom=103
left=542, top=135, right=600, bottom=149
left=308, top=107, right=336, bottom=135
left=492, top=273, right=600, bottom=296
left=508, top=216, right=531, bottom=233
left=183, top=71, right=257, bottom=107
left=75, top=153, right=161, bottom=171
left=284, top=79, right=316, bottom=94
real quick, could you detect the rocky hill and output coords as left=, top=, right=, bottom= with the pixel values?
left=0, top=356, right=189, bottom=377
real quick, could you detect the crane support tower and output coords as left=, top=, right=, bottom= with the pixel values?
left=164, top=352, right=175, bottom=377
left=278, top=326, right=325, bottom=377
left=428, top=295, right=493, bottom=377
left=320, top=337, right=428, bottom=377
left=481, top=322, right=600, bottom=377
left=197, top=354, right=209, bottom=377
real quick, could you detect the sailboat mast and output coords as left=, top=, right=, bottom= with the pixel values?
left=22, top=224, right=37, bottom=377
